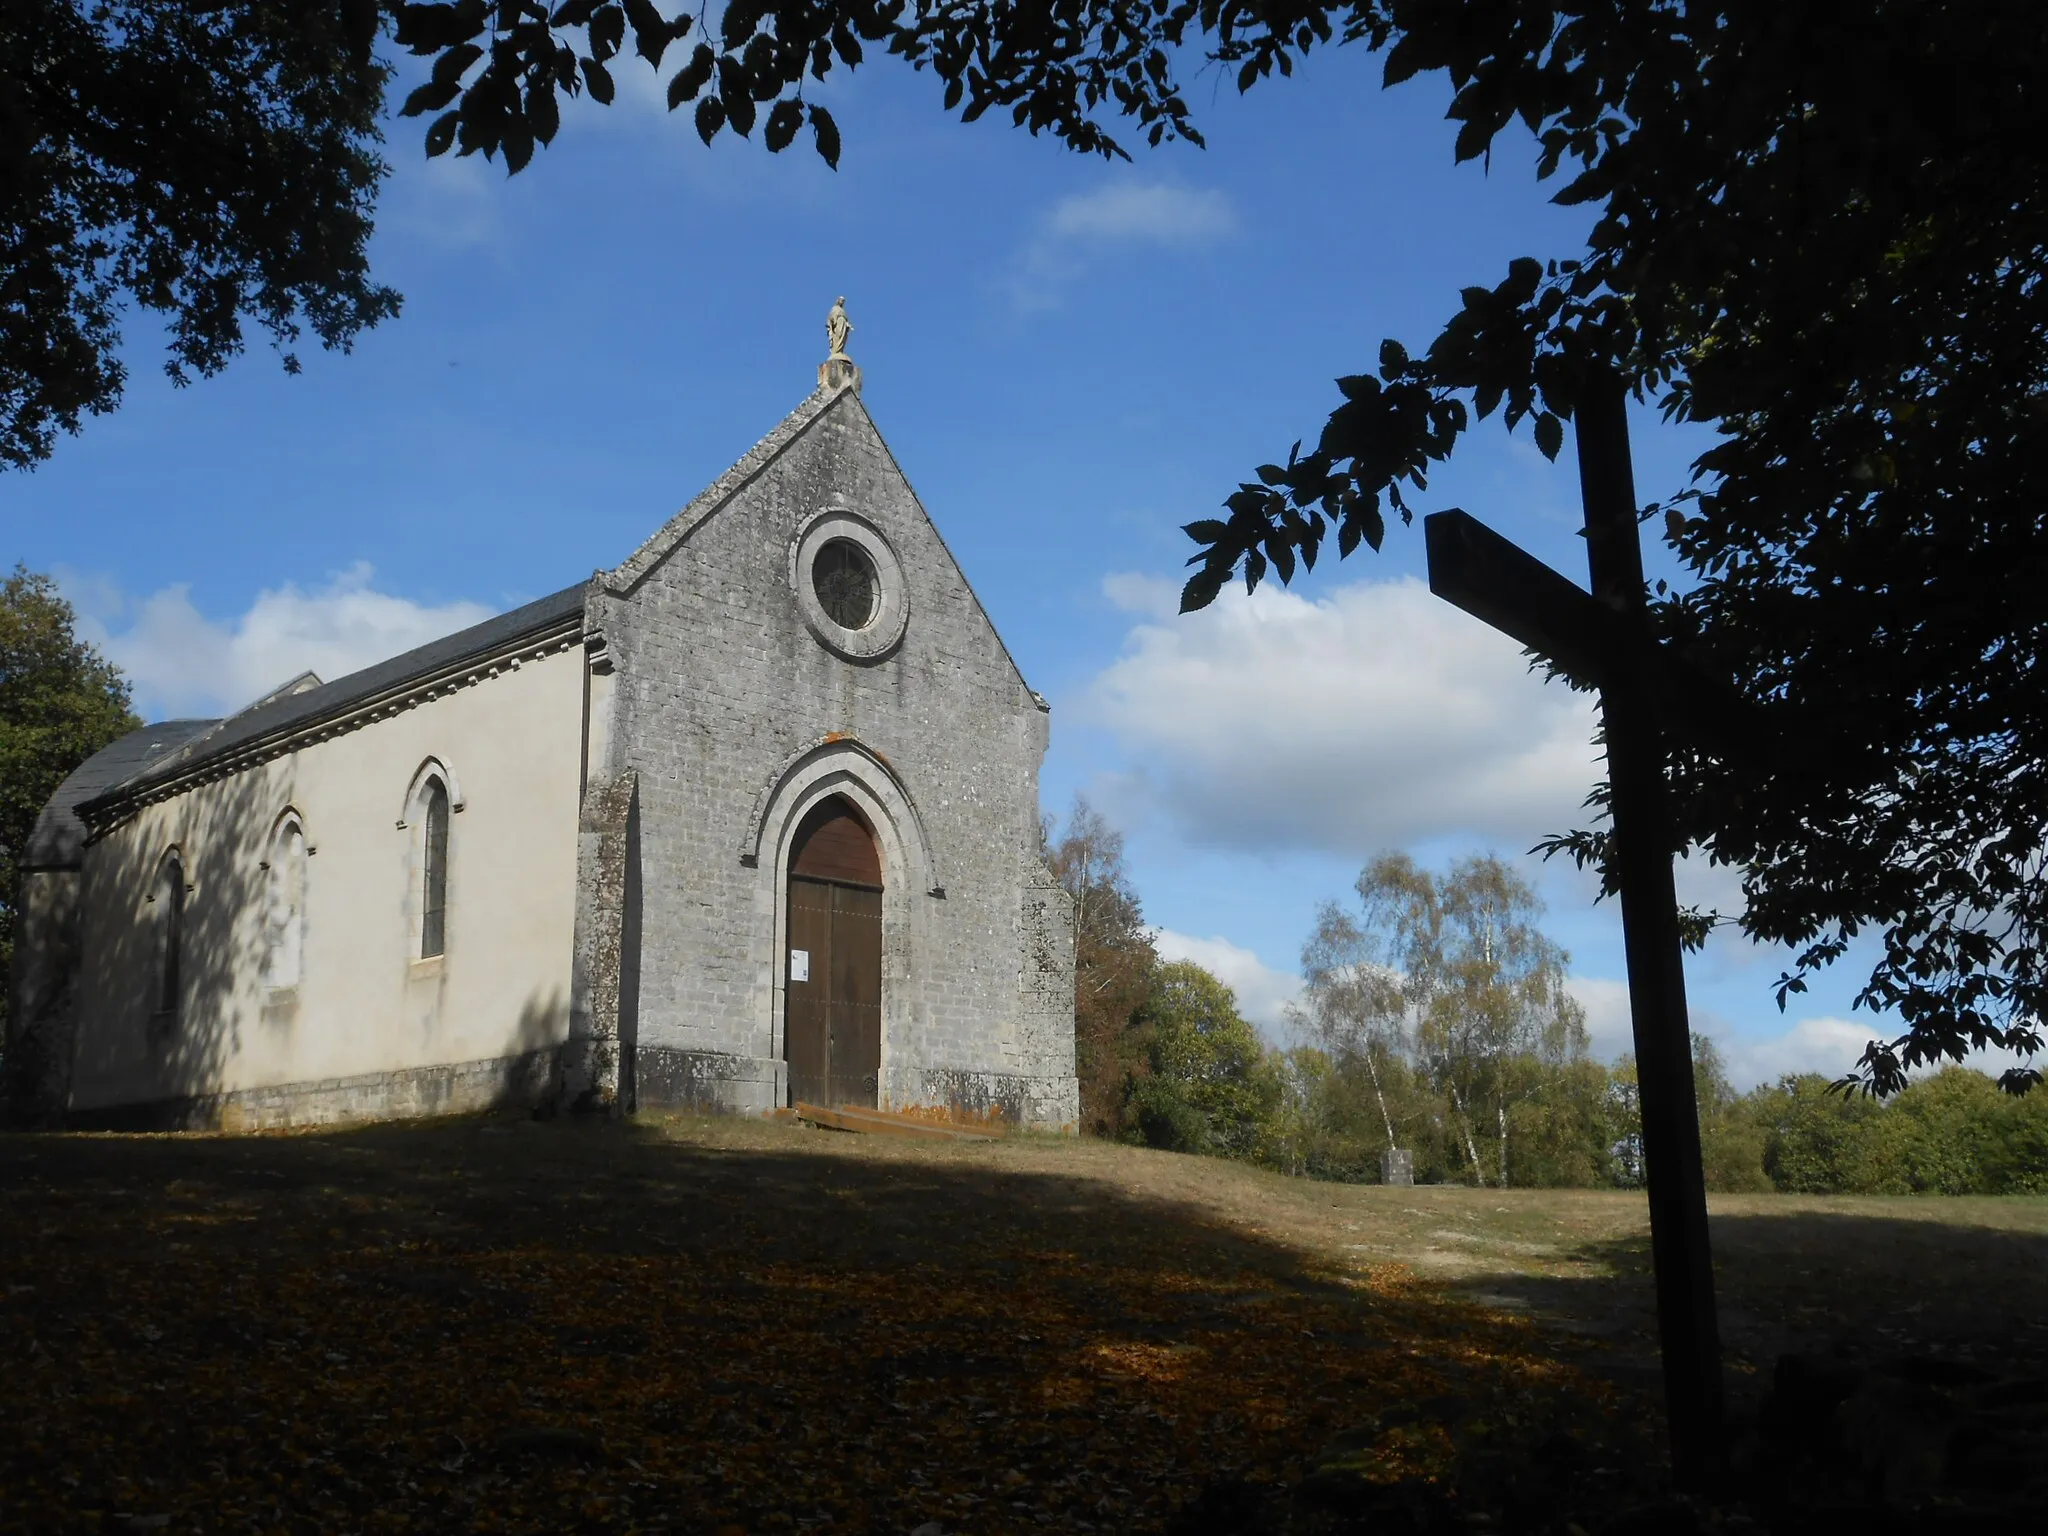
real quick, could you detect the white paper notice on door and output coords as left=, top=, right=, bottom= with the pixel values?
left=789, top=948, right=810, bottom=983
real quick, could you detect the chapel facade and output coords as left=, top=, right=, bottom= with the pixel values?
left=5, top=338, right=1079, bottom=1131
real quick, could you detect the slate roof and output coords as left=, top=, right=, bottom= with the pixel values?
left=22, top=719, right=222, bottom=870
left=34, top=375, right=1024, bottom=855
left=69, top=581, right=588, bottom=828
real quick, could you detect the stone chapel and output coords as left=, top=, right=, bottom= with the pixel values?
left=6, top=326, right=1079, bottom=1131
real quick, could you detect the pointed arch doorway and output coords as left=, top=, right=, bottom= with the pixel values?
left=785, top=796, right=882, bottom=1108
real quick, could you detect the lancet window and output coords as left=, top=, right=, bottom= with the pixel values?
left=420, top=780, right=450, bottom=959
left=265, top=816, right=307, bottom=988
left=153, top=851, right=185, bottom=1019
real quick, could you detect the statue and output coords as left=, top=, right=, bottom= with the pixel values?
left=817, top=296, right=862, bottom=393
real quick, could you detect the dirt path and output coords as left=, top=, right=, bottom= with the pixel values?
left=4, top=1114, right=2043, bottom=1534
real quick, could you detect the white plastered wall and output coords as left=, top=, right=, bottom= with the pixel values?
left=67, top=646, right=585, bottom=1113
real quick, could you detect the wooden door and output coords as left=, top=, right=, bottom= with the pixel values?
left=784, top=799, right=882, bottom=1108
left=785, top=878, right=834, bottom=1106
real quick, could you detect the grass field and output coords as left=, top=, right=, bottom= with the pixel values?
left=5, top=1113, right=2045, bottom=1533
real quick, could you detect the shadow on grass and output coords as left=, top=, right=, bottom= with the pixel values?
left=1433, top=1208, right=2048, bottom=1534
left=13, top=1124, right=2045, bottom=1533
left=2, top=1117, right=1665, bottom=1535
left=1447, top=1207, right=2048, bottom=1393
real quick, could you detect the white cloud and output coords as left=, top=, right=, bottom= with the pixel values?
left=1156, top=943, right=1898, bottom=1086
left=602, top=49, right=672, bottom=119
left=67, top=564, right=496, bottom=721
left=1566, top=975, right=1638, bottom=1061
left=1152, top=928, right=1303, bottom=1038
left=1008, top=182, right=1235, bottom=310
left=1707, top=1015, right=2037, bottom=1092
left=1570, top=977, right=1876, bottom=1086
left=1713, top=1015, right=1874, bottom=1089
left=1047, top=184, right=1236, bottom=244
left=1670, top=854, right=1753, bottom=943
left=1081, top=572, right=1602, bottom=857
left=1099, top=570, right=1179, bottom=619
left=382, top=148, right=506, bottom=249
left=1570, top=994, right=2032, bottom=1092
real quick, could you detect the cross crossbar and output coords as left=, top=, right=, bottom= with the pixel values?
left=1424, top=509, right=1620, bottom=689
left=1425, top=509, right=1765, bottom=766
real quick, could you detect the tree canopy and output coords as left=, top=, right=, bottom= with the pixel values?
left=1295, top=851, right=1589, bottom=1185
left=1075, top=843, right=2045, bottom=1194
left=1043, top=795, right=1159, bottom=1136
left=0, top=568, right=140, bottom=1038
left=1123, top=960, right=1274, bottom=1157
left=1187, top=3, right=2048, bottom=1099
left=2, top=2, right=395, bottom=470
left=16, top=1, right=2044, bottom=1095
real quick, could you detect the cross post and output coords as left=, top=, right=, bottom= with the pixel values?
left=1422, top=381, right=1728, bottom=1491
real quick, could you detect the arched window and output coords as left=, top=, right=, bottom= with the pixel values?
left=420, top=779, right=450, bottom=959
left=265, top=816, right=307, bottom=988
left=153, top=852, right=184, bottom=1019
left=399, top=757, right=461, bottom=963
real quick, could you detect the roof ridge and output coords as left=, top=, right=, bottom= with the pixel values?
left=21, top=719, right=223, bottom=871
left=601, top=382, right=848, bottom=595
left=81, top=583, right=588, bottom=818
left=835, top=389, right=1042, bottom=704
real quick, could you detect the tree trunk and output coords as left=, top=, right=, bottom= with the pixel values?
left=1361, top=1048, right=1399, bottom=1154
left=1497, top=1100, right=1510, bottom=1189
left=1448, top=1083, right=1486, bottom=1186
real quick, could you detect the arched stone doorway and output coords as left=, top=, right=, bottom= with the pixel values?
left=785, top=795, right=882, bottom=1107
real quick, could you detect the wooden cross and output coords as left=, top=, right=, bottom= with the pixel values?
left=1423, top=384, right=1728, bottom=1491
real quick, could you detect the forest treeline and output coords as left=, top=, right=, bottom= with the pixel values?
left=1044, top=800, right=2048, bottom=1197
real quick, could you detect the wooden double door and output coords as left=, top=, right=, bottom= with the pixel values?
left=785, top=798, right=882, bottom=1109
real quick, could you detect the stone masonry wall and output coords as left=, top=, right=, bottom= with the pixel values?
left=562, top=769, right=638, bottom=1113
left=62, top=1047, right=559, bottom=1132
left=593, top=385, right=1077, bottom=1126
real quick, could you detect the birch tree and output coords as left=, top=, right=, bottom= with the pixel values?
left=1291, top=852, right=1441, bottom=1158
left=1311, top=851, right=1583, bottom=1186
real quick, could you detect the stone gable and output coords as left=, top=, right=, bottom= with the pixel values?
left=586, top=382, right=1076, bottom=1127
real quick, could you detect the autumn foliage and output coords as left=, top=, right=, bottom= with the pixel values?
left=1, top=1115, right=1637, bottom=1535
left=1043, top=797, right=1158, bottom=1139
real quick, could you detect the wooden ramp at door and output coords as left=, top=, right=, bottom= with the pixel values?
left=793, top=1102, right=1001, bottom=1143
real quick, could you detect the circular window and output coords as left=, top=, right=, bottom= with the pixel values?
left=812, top=539, right=878, bottom=630
left=790, top=508, right=909, bottom=662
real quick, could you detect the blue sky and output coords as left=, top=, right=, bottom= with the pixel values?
left=6, top=41, right=1896, bottom=1082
